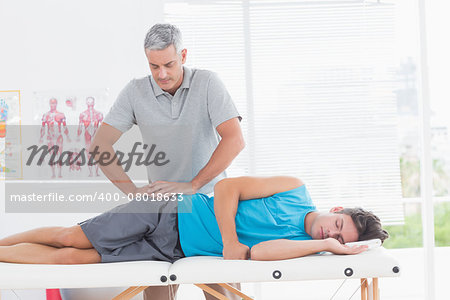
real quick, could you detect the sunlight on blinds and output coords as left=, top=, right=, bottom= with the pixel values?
left=165, top=0, right=404, bottom=224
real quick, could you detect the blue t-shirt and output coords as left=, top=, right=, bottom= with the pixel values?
left=177, top=185, right=316, bottom=257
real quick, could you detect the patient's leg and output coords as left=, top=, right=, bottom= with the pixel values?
left=0, top=225, right=92, bottom=249
left=0, top=243, right=101, bottom=264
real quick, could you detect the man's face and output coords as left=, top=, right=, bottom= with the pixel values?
left=145, top=44, right=187, bottom=94
left=309, top=208, right=359, bottom=244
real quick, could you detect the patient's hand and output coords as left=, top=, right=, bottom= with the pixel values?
left=223, top=241, right=250, bottom=260
left=325, top=238, right=368, bottom=255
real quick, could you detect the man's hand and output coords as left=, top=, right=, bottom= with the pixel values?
left=222, top=241, right=250, bottom=260
left=130, top=185, right=152, bottom=198
left=325, top=238, right=368, bottom=255
left=146, top=181, right=196, bottom=195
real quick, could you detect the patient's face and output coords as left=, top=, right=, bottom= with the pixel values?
left=310, top=211, right=359, bottom=244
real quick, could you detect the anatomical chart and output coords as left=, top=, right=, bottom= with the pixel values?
left=0, top=90, right=22, bottom=179
left=32, top=90, right=109, bottom=179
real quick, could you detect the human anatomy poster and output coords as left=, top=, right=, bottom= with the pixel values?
left=0, top=90, right=22, bottom=179
left=32, top=90, right=109, bottom=179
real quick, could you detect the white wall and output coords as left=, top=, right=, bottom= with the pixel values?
left=0, top=0, right=163, bottom=235
left=0, top=1, right=163, bottom=298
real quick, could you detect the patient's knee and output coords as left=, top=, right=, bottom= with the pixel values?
left=53, top=248, right=78, bottom=264
left=53, top=248, right=100, bottom=264
left=55, top=226, right=81, bottom=247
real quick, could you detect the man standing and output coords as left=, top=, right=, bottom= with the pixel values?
left=90, top=24, right=244, bottom=299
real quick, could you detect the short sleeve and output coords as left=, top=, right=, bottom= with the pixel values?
left=206, top=72, right=242, bottom=128
left=103, top=81, right=137, bottom=132
left=272, top=185, right=315, bottom=207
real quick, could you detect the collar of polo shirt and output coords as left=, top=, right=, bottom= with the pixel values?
left=151, top=66, right=192, bottom=97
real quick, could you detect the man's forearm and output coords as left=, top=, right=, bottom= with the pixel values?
left=250, top=239, right=329, bottom=261
left=90, top=143, right=137, bottom=195
left=192, top=135, right=244, bottom=192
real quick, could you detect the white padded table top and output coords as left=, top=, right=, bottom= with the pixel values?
left=169, top=247, right=400, bottom=284
left=0, top=247, right=400, bottom=290
left=0, top=261, right=171, bottom=289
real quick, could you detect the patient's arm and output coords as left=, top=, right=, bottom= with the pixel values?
left=250, top=238, right=368, bottom=261
left=214, top=176, right=304, bottom=260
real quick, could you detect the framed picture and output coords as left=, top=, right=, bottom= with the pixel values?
left=0, top=90, right=22, bottom=179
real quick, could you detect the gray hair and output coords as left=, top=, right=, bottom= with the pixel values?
left=144, top=24, right=183, bottom=53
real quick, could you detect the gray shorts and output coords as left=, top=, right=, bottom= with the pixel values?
left=79, top=200, right=184, bottom=263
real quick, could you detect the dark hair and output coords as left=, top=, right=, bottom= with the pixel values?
left=336, top=208, right=389, bottom=243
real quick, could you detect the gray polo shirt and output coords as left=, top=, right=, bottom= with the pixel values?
left=103, top=66, right=241, bottom=194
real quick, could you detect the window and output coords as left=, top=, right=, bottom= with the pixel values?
left=165, top=0, right=403, bottom=224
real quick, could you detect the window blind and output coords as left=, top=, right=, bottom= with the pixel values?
left=165, top=0, right=404, bottom=225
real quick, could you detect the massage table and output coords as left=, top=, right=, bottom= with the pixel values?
left=0, top=247, right=400, bottom=300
